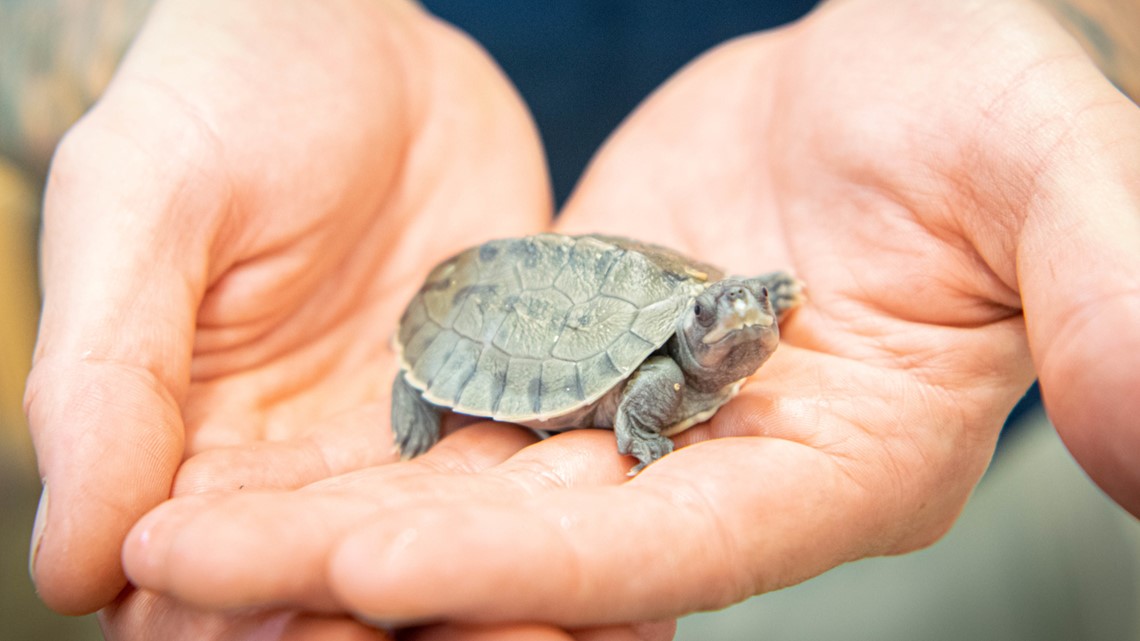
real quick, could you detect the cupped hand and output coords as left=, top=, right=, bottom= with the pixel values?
left=115, top=0, right=1140, bottom=629
left=24, top=0, right=554, bottom=619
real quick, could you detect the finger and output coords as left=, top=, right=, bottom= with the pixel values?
left=397, top=620, right=674, bottom=641
left=399, top=623, right=574, bottom=641
left=126, top=362, right=944, bottom=626
left=573, top=620, right=677, bottom=641
left=880, top=4, right=1140, bottom=516
left=278, top=617, right=392, bottom=641
left=171, top=403, right=398, bottom=495
left=101, top=589, right=393, bottom=641
left=321, top=346, right=1003, bottom=627
left=323, top=437, right=865, bottom=626
left=172, top=378, right=514, bottom=496
left=321, top=344, right=1010, bottom=628
left=1016, top=105, right=1140, bottom=515
left=122, top=422, right=544, bottom=610
left=25, top=113, right=227, bottom=613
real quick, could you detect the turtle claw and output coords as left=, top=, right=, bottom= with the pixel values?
left=619, top=431, right=674, bottom=475
left=749, top=272, right=806, bottom=319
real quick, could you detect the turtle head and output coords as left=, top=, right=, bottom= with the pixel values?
left=670, top=279, right=779, bottom=392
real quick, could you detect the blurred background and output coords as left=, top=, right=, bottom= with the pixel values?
left=1, top=1, right=1137, bottom=639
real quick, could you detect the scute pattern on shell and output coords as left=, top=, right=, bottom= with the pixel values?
left=395, top=234, right=721, bottom=421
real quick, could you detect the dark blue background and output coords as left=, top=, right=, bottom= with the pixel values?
left=423, top=0, right=820, bottom=204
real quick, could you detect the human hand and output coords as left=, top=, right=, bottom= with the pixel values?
left=28, top=1, right=677, bottom=636
left=24, top=0, right=554, bottom=623
left=114, top=0, right=1140, bottom=629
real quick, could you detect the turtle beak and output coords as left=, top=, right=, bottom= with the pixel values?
left=701, top=287, right=775, bottom=345
left=732, top=296, right=774, bottom=326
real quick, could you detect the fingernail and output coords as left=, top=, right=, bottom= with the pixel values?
left=29, top=483, right=48, bottom=579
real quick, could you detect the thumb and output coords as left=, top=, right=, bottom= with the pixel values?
left=25, top=108, right=224, bottom=613
left=1015, top=88, right=1140, bottom=516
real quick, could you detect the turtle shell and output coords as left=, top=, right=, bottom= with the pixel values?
left=395, top=234, right=723, bottom=422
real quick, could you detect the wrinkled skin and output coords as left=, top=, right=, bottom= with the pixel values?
left=25, top=0, right=1140, bottom=638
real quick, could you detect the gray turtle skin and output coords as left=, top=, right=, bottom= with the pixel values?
left=392, top=233, right=804, bottom=472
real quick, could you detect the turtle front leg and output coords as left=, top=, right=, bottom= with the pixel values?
left=615, top=355, right=685, bottom=474
left=391, top=371, right=442, bottom=459
left=746, top=271, right=805, bottom=320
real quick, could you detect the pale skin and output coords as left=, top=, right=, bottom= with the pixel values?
left=24, top=0, right=1140, bottom=639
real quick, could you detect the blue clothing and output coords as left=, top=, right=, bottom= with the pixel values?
left=423, top=0, right=819, bottom=204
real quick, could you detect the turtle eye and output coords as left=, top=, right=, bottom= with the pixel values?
left=693, top=302, right=715, bottom=327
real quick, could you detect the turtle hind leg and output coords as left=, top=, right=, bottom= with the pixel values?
left=391, top=372, right=442, bottom=459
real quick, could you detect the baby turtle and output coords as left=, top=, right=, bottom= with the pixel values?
left=392, top=233, right=803, bottom=473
